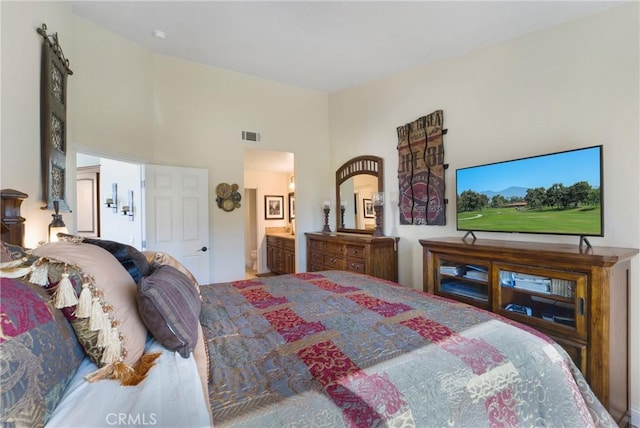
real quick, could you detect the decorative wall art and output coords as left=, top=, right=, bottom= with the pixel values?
left=288, top=192, right=295, bottom=221
left=397, top=110, right=448, bottom=225
left=37, top=23, right=73, bottom=212
left=265, top=195, right=284, bottom=220
left=215, top=183, right=242, bottom=212
left=363, top=199, right=374, bottom=218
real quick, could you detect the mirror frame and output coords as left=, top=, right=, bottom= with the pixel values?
left=335, top=155, right=384, bottom=234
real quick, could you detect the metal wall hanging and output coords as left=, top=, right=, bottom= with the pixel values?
left=37, top=23, right=73, bottom=212
left=397, top=110, right=448, bottom=225
left=215, top=183, right=242, bottom=212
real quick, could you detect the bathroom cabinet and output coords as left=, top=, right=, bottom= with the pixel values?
left=266, top=234, right=295, bottom=275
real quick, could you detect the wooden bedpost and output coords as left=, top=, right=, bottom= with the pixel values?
left=1, top=189, right=28, bottom=247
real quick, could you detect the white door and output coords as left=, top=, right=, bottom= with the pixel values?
left=76, top=166, right=100, bottom=238
left=143, top=164, right=210, bottom=285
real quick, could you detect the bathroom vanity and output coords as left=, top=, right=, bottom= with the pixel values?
left=266, top=233, right=296, bottom=275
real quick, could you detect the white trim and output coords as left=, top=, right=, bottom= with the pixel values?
left=631, top=406, right=640, bottom=428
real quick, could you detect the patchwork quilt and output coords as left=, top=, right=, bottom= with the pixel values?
left=199, top=271, right=615, bottom=427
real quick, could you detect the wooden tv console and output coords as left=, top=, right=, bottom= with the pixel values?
left=420, top=237, right=638, bottom=424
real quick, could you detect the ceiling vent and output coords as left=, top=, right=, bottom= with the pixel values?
left=241, top=131, right=261, bottom=143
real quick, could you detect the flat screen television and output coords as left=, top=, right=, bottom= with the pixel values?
left=456, top=145, right=603, bottom=241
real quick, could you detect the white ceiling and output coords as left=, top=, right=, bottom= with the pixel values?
left=71, top=1, right=621, bottom=93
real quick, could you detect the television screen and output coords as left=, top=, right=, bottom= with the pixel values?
left=456, top=145, right=603, bottom=237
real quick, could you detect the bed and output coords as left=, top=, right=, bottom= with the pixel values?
left=199, top=271, right=615, bottom=427
left=0, top=231, right=616, bottom=426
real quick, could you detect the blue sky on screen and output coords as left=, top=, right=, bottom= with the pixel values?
left=457, top=146, right=601, bottom=193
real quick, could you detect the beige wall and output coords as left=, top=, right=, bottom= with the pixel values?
left=70, top=18, right=154, bottom=159
left=0, top=1, right=73, bottom=246
left=151, top=55, right=328, bottom=281
left=328, top=3, right=640, bottom=418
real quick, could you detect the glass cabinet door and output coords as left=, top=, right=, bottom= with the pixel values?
left=494, top=263, right=587, bottom=338
left=435, top=256, right=490, bottom=309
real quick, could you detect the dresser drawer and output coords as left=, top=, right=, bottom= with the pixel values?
left=345, top=259, right=365, bottom=273
left=309, top=251, right=324, bottom=264
left=309, top=239, right=325, bottom=251
left=310, top=239, right=344, bottom=255
left=323, top=254, right=345, bottom=269
left=345, top=245, right=365, bottom=260
left=309, top=263, right=325, bottom=272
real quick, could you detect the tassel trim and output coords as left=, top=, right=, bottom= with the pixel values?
left=53, top=272, right=79, bottom=308
left=122, top=353, right=163, bottom=386
left=84, top=352, right=162, bottom=386
left=89, top=297, right=107, bottom=331
left=84, top=361, right=133, bottom=384
left=96, top=325, right=109, bottom=347
left=74, top=282, right=92, bottom=318
left=101, top=327, right=122, bottom=365
left=29, top=260, right=49, bottom=285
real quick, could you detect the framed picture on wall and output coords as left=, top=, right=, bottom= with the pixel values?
left=363, top=199, right=374, bottom=218
left=288, top=192, right=295, bottom=221
left=265, top=195, right=284, bottom=220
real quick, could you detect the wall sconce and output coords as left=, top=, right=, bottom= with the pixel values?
left=48, top=200, right=68, bottom=242
left=372, top=192, right=384, bottom=237
left=289, top=176, right=295, bottom=191
left=105, top=183, right=117, bottom=212
left=121, top=190, right=134, bottom=221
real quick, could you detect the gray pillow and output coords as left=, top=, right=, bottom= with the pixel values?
left=136, top=265, right=201, bottom=358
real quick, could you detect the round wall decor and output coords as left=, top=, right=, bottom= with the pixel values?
left=215, top=183, right=241, bottom=212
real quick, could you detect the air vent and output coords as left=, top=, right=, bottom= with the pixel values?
left=241, top=131, right=261, bottom=143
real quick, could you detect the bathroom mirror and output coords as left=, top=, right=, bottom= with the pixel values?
left=335, top=156, right=384, bottom=234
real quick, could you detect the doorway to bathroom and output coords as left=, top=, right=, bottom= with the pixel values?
left=243, top=149, right=295, bottom=278
left=244, top=188, right=258, bottom=279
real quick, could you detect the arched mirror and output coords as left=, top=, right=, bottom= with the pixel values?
left=335, top=156, right=384, bottom=234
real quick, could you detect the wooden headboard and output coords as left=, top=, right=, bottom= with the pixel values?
left=1, top=189, right=28, bottom=247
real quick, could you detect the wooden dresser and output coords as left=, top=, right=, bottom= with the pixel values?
left=305, top=232, right=399, bottom=281
left=266, top=234, right=296, bottom=275
left=420, top=237, right=638, bottom=424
